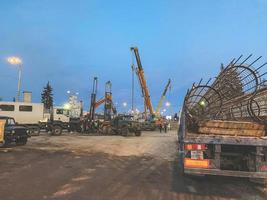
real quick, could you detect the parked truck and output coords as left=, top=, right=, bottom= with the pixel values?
left=178, top=55, right=267, bottom=184
left=178, top=109, right=267, bottom=184
left=0, top=101, right=81, bottom=135
left=0, top=116, right=29, bottom=146
left=101, top=114, right=142, bottom=136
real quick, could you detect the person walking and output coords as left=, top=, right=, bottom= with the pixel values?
left=167, top=122, right=171, bottom=131
left=159, top=123, right=162, bottom=133
left=164, top=121, right=167, bottom=133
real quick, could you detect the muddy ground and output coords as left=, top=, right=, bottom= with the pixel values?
left=0, top=131, right=266, bottom=200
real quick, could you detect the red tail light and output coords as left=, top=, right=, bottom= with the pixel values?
left=259, top=165, right=267, bottom=172
left=184, top=144, right=206, bottom=150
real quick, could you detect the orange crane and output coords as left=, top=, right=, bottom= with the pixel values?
left=131, top=47, right=154, bottom=117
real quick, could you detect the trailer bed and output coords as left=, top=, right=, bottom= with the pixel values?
left=184, top=132, right=267, bottom=146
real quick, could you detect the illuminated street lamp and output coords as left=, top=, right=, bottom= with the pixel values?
left=63, top=103, right=71, bottom=110
left=67, top=90, right=79, bottom=96
left=165, top=101, right=171, bottom=107
left=7, top=56, right=22, bottom=101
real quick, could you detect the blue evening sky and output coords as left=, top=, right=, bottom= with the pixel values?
left=1, top=0, right=267, bottom=114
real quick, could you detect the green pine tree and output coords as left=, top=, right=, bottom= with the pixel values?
left=41, top=82, right=53, bottom=110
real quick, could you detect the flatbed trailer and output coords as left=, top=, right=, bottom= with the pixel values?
left=178, top=110, right=267, bottom=182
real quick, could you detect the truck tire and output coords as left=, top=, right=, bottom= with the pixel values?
left=135, top=130, right=142, bottom=136
left=121, top=127, right=129, bottom=137
left=52, top=125, right=62, bottom=136
left=2, top=139, right=10, bottom=147
left=107, top=126, right=113, bottom=135
left=32, top=126, right=40, bottom=136
left=16, top=137, right=27, bottom=145
left=102, top=126, right=108, bottom=135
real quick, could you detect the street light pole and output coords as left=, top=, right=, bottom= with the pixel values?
left=7, top=56, right=23, bottom=102
left=17, top=65, right=22, bottom=101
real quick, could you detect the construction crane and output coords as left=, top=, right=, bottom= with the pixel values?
left=130, top=47, right=154, bottom=117
left=155, top=79, right=171, bottom=117
left=89, top=79, right=116, bottom=120
left=85, top=77, right=117, bottom=132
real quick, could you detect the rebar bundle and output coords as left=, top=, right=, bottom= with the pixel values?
left=184, top=55, right=267, bottom=125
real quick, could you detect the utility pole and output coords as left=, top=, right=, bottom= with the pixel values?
left=17, top=65, right=22, bottom=101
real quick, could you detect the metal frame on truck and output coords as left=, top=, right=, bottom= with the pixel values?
left=178, top=108, right=267, bottom=181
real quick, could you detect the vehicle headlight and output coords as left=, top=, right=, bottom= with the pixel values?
left=11, top=130, right=16, bottom=134
left=26, top=130, right=30, bottom=134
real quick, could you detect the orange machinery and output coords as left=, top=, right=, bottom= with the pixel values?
left=130, top=47, right=154, bottom=117
left=88, top=77, right=116, bottom=122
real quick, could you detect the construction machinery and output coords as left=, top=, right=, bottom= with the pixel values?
left=88, top=77, right=98, bottom=122
left=155, top=79, right=171, bottom=117
left=131, top=47, right=154, bottom=118
left=131, top=47, right=158, bottom=131
left=83, top=77, right=117, bottom=133
left=101, top=114, right=142, bottom=136
left=131, top=47, right=172, bottom=131
left=0, top=116, right=29, bottom=146
left=83, top=77, right=141, bottom=136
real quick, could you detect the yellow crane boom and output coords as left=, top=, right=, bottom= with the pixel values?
left=155, top=79, right=171, bottom=117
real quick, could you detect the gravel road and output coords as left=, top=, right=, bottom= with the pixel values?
left=0, top=131, right=266, bottom=200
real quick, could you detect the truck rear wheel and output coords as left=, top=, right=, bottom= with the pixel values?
left=52, top=125, right=62, bottom=136
left=121, top=127, right=129, bottom=137
left=135, top=130, right=142, bottom=136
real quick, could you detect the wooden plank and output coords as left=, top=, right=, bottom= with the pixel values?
left=198, top=126, right=265, bottom=137
left=199, top=120, right=265, bottom=130
left=184, top=132, right=267, bottom=146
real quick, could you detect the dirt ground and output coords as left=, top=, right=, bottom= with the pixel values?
left=0, top=130, right=266, bottom=200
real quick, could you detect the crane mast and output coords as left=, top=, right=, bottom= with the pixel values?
left=130, top=47, right=154, bottom=116
left=89, top=77, right=98, bottom=121
left=155, top=79, right=171, bottom=117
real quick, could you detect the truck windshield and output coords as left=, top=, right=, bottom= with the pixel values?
left=56, top=109, right=69, bottom=116
left=7, top=118, right=15, bottom=125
